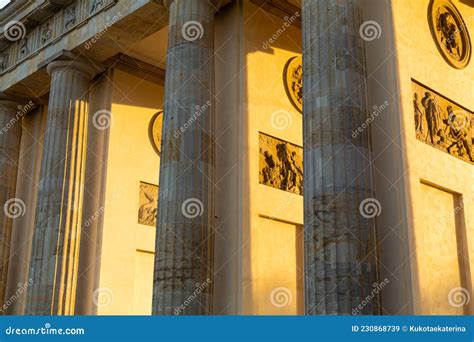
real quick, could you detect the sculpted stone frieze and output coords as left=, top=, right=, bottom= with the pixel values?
left=0, top=0, right=117, bottom=74
left=259, top=133, right=303, bottom=195
left=413, top=80, right=473, bottom=164
left=138, top=182, right=158, bottom=227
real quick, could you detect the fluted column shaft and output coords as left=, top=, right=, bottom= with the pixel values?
left=0, top=99, right=22, bottom=310
left=302, top=1, right=376, bottom=315
left=153, top=0, right=216, bottom=315
left=26, top=60, right=95, bottom=315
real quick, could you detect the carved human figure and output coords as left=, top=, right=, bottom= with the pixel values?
left=276, top=144, right=302, bottom=193
left=290, top=151, right=303, bottom=194
left=413, top=93, right=424, bottom=135
left=421, top=92, right=439, bottom=144
left=90, top=0, right=104, bottom=13
left=41, top=22, right=52, bottom=44
left=138, top=191, right=158, bottom=226
left=261, top=150, right=281, bottom=187
left=446, top=106, right=473, bottom=161
left=291, top=64, right=303, bottom=108
left=19, top=39, right=28, bottom=58
left=437, top=11, right=461, bottom=60
left=65, top=5, right=76, bottom=29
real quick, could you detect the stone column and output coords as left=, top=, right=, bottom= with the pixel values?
left=26, top=60, right=95, bottom=315
left=152, top=0, right=216, bottom=315
left=302, top=1, right=377, bottom=315
left=4, top=105, right=46, bottom=315
left=0, top=98, right=22, bottom=310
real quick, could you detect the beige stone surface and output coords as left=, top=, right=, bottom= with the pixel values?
left=0, top=0, right=472, bottom=316
left=250, top=216, right=303, bottom=315
left=416, top=182, right=466, bottom=315
left=242, top=1, right=303, bottom=314
left=97, top=69, right=162, bottom=315
left=364, top=0, right=474, bottom=314
left=392, top=0, right=474, bottom=315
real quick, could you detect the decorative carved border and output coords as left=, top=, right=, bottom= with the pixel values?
left=0, top=0, right=117, bottom=75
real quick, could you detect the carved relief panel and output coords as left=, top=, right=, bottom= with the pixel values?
left=138, top=182, right=158, bottom=227
left=428, top=0, right=471, bottom=69
left=412, top=80, right=473, bottom=164
left=259, top=133, right=303, bottom=195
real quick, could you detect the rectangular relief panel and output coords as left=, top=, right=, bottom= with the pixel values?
left=412, top=80, right=473, bottom=164
left=416, top=182, right=470, bottom=315
left=138, top=182, right=158, bottom=227
left=259, top=132, right=303, bottom=195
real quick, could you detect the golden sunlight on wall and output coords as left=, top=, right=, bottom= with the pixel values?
left=97, top=69, right=163, bottom=315
left=416, top=183, right=468, bottom=315
left=250, top=217, right=304, bottom=315
left=243, top=0, right=303, bottom=315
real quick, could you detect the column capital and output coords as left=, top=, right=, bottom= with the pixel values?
left=46, top=60, right=97, bottom=80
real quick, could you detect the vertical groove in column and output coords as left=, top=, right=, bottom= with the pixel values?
left=152, top=0, right=216, bottom=315
left=25, top=60, right=94, bottom=315
left=0, top=99, right=22, bottom=311
left=302, top=0, right=377, bottom=315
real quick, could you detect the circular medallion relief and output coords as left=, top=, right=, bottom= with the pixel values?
left=149, top=111, right=163, bottom=156
left=283, top=56, right=303, bottom=113
left=428, top=0, right=471, bottom=69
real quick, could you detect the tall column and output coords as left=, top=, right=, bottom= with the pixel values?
left=5, top=106, right=46, bottom=315
left=26, top=60, right=95, bottom=315
left=0, top=98, right=22, bottom=310
left=152, top=0, right=216, bottom=315
left=302, top=1, right=377, bottom=314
